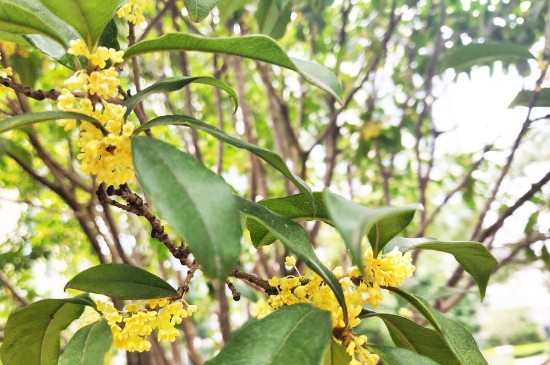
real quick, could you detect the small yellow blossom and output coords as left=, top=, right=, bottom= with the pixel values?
left=94, top=297, right=196, bottom=352
left=117, top=0, right=149, bottom=25
left=398, top=307, right=414, bottom=319
left=252, top=246, right=414, bottom=365
left=361, top=121, right=383, bottom=139
left=285, top=256, right=296, bottom=267
left=68, top=39, right=90, bottom=58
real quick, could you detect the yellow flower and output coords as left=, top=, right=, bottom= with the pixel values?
left=96, top=297, right=196, bottom=352
left=117, top=0, right=149, bottom=25
left=285, top=256, right=296, bottom=267
left=68, top=39, right=89, bottom=58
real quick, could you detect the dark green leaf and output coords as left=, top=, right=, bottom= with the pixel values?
left=59, top=319, right=112, bottom=365
left=388, top=287, right=488, bottom=365
left=132, top=137, right=241, bottom=281
left=384, top=237, right=497, bottom=300
left=322, top=341, right=351, bottom=365
left=368, top=344, right=440, bottom=365
left=123, top=33, right=343, bottom=102
left=0, top=111, right=103, bottom=134
left=508, top=88, right=550, bottom=108
left=236, top=197, right=348, bottom=324
left=65, top=263, right=179, bottom=300
left=39, top=0, right=119, bottom=48
left=440, top=43, right=534, bottom=73
left=204, top=303, right=331, bottom=365
left=124, top=76, right=238, bottom=117
left=368, top=313, right=460, bottom=365
left=0, top=296, right=87, bottom=365
left=324, top=191, right=417, bottom=274
left=0, top=0, right=77, bottom=47
left=98, top=19, right=119, bottom=50
left=246, top=193, right=329, bottom=247
left=133, top=115, right=314, bottom=210
left=183, top=0, right=220, bottom=22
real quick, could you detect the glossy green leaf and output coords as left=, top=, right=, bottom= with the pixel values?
left=134, top=115, right=314, bottom=209
left=440, top=43, right=534, bottom=73
left=0, top=0, right=77, bottom=47
left=39, top=0, right=118, bottom=48
left=246, top=193, right=328, bottom=247
left=65, top=263, right=179, bottom=300
left=368, top=345, right=440, bottom=365
left=384, top=237, right=497, bottom=300
left=204, top=303, right=331, bottom=365
left=508, top=88, right=550, bottom=108
left=124, top=76, right=238, bottom=118
left=0, top=296, right=88, bottom=365
left=132, top=137, right=242, bottom=281
left=324, top=191, right=417, bottom=273
left=97, top=19, right=119, bottom=50
left=183, top=0, right=220, bottom=22
left=59, top=319, right=112, bottom=365
left=388, top=287, right=489, bottom=365
left=124, top=33, right=343, bottom=102
left=322, top=341, right=351, bottom=365
left=236, top=197, right=348, bottom=324
left=367, top=313, right=460, bottom=365
left=0, top=111, right=103, bottom=134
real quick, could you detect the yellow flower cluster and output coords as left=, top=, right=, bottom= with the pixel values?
left=96, top=297, right=197, bottom=352
left=349, top=247, right=415, bottom=308
left=58, top=39, right=134, bottom=185
left=117, top=0, right=149, bottom=25
left=253, top=248, right=414, bottom=365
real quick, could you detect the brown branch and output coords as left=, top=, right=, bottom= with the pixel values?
left=215, top=281, right=232, bottom=344
left=98, top=184, right=200, bottom=285
left=477, top=169, right=550, bottom=243
left=0, top=271, right=29, bottom=307
left=471, top=3, right=550, bottom=241
left=137, top=0, right=174, bottom=42
left=230, top=269, right=277, bottom=295
left=226, top=279, right=241, bottom=301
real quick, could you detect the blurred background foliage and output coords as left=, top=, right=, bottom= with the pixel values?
left=1, top=0, right=550, bottom=363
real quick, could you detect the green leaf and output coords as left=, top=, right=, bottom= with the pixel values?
left=439, top=43, right=534, bottom=73
left=124, top=76, right=238, bottom=117
left=59, top=319, right=112, bottom=365
left=65, top=263, right=179, bottom=300
left=0, top=296, right=87, bottom=365
left=324, top=191, right=417, bottom=274
left=183, top=0, right=220, bottom=22
left=0, top=111, right=103, bottom=134
left=388, top=287, right=488, bottom=365
left=256, top=0, right=292, bottom=39
left=236, top=197, right=348, bottom=324
left=133, top=115, right=314, bottom=210
left=0, top=137, right=33, bottom=166
left=0, top=0, right=77, bottom=47
left=132, top=136, right=242, bottom=281
left=204, top=303, right=331, bottom=365
left=322, top=341, right=351, bottom=365
left=368, top=313, right=460, bottom=365
left=39, top=0, right=119, bottom=48
left=98, top=19, right=119, bottom=50
left=368, top=345, right=440, bottom=365
left=123, top=33, right=343, bottom=102
left=245, top=193, right=327, bottom=247
left=508, top=88, right=550, bottom=108
left=384, top=237, right=497, bottom=300
left=216, top=0, right=248, bottom=24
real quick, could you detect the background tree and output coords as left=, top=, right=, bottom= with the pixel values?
left=0, top=0, right=548, bottom=364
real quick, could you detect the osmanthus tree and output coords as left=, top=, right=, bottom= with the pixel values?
left=0, top=0, right=546, bottom=365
